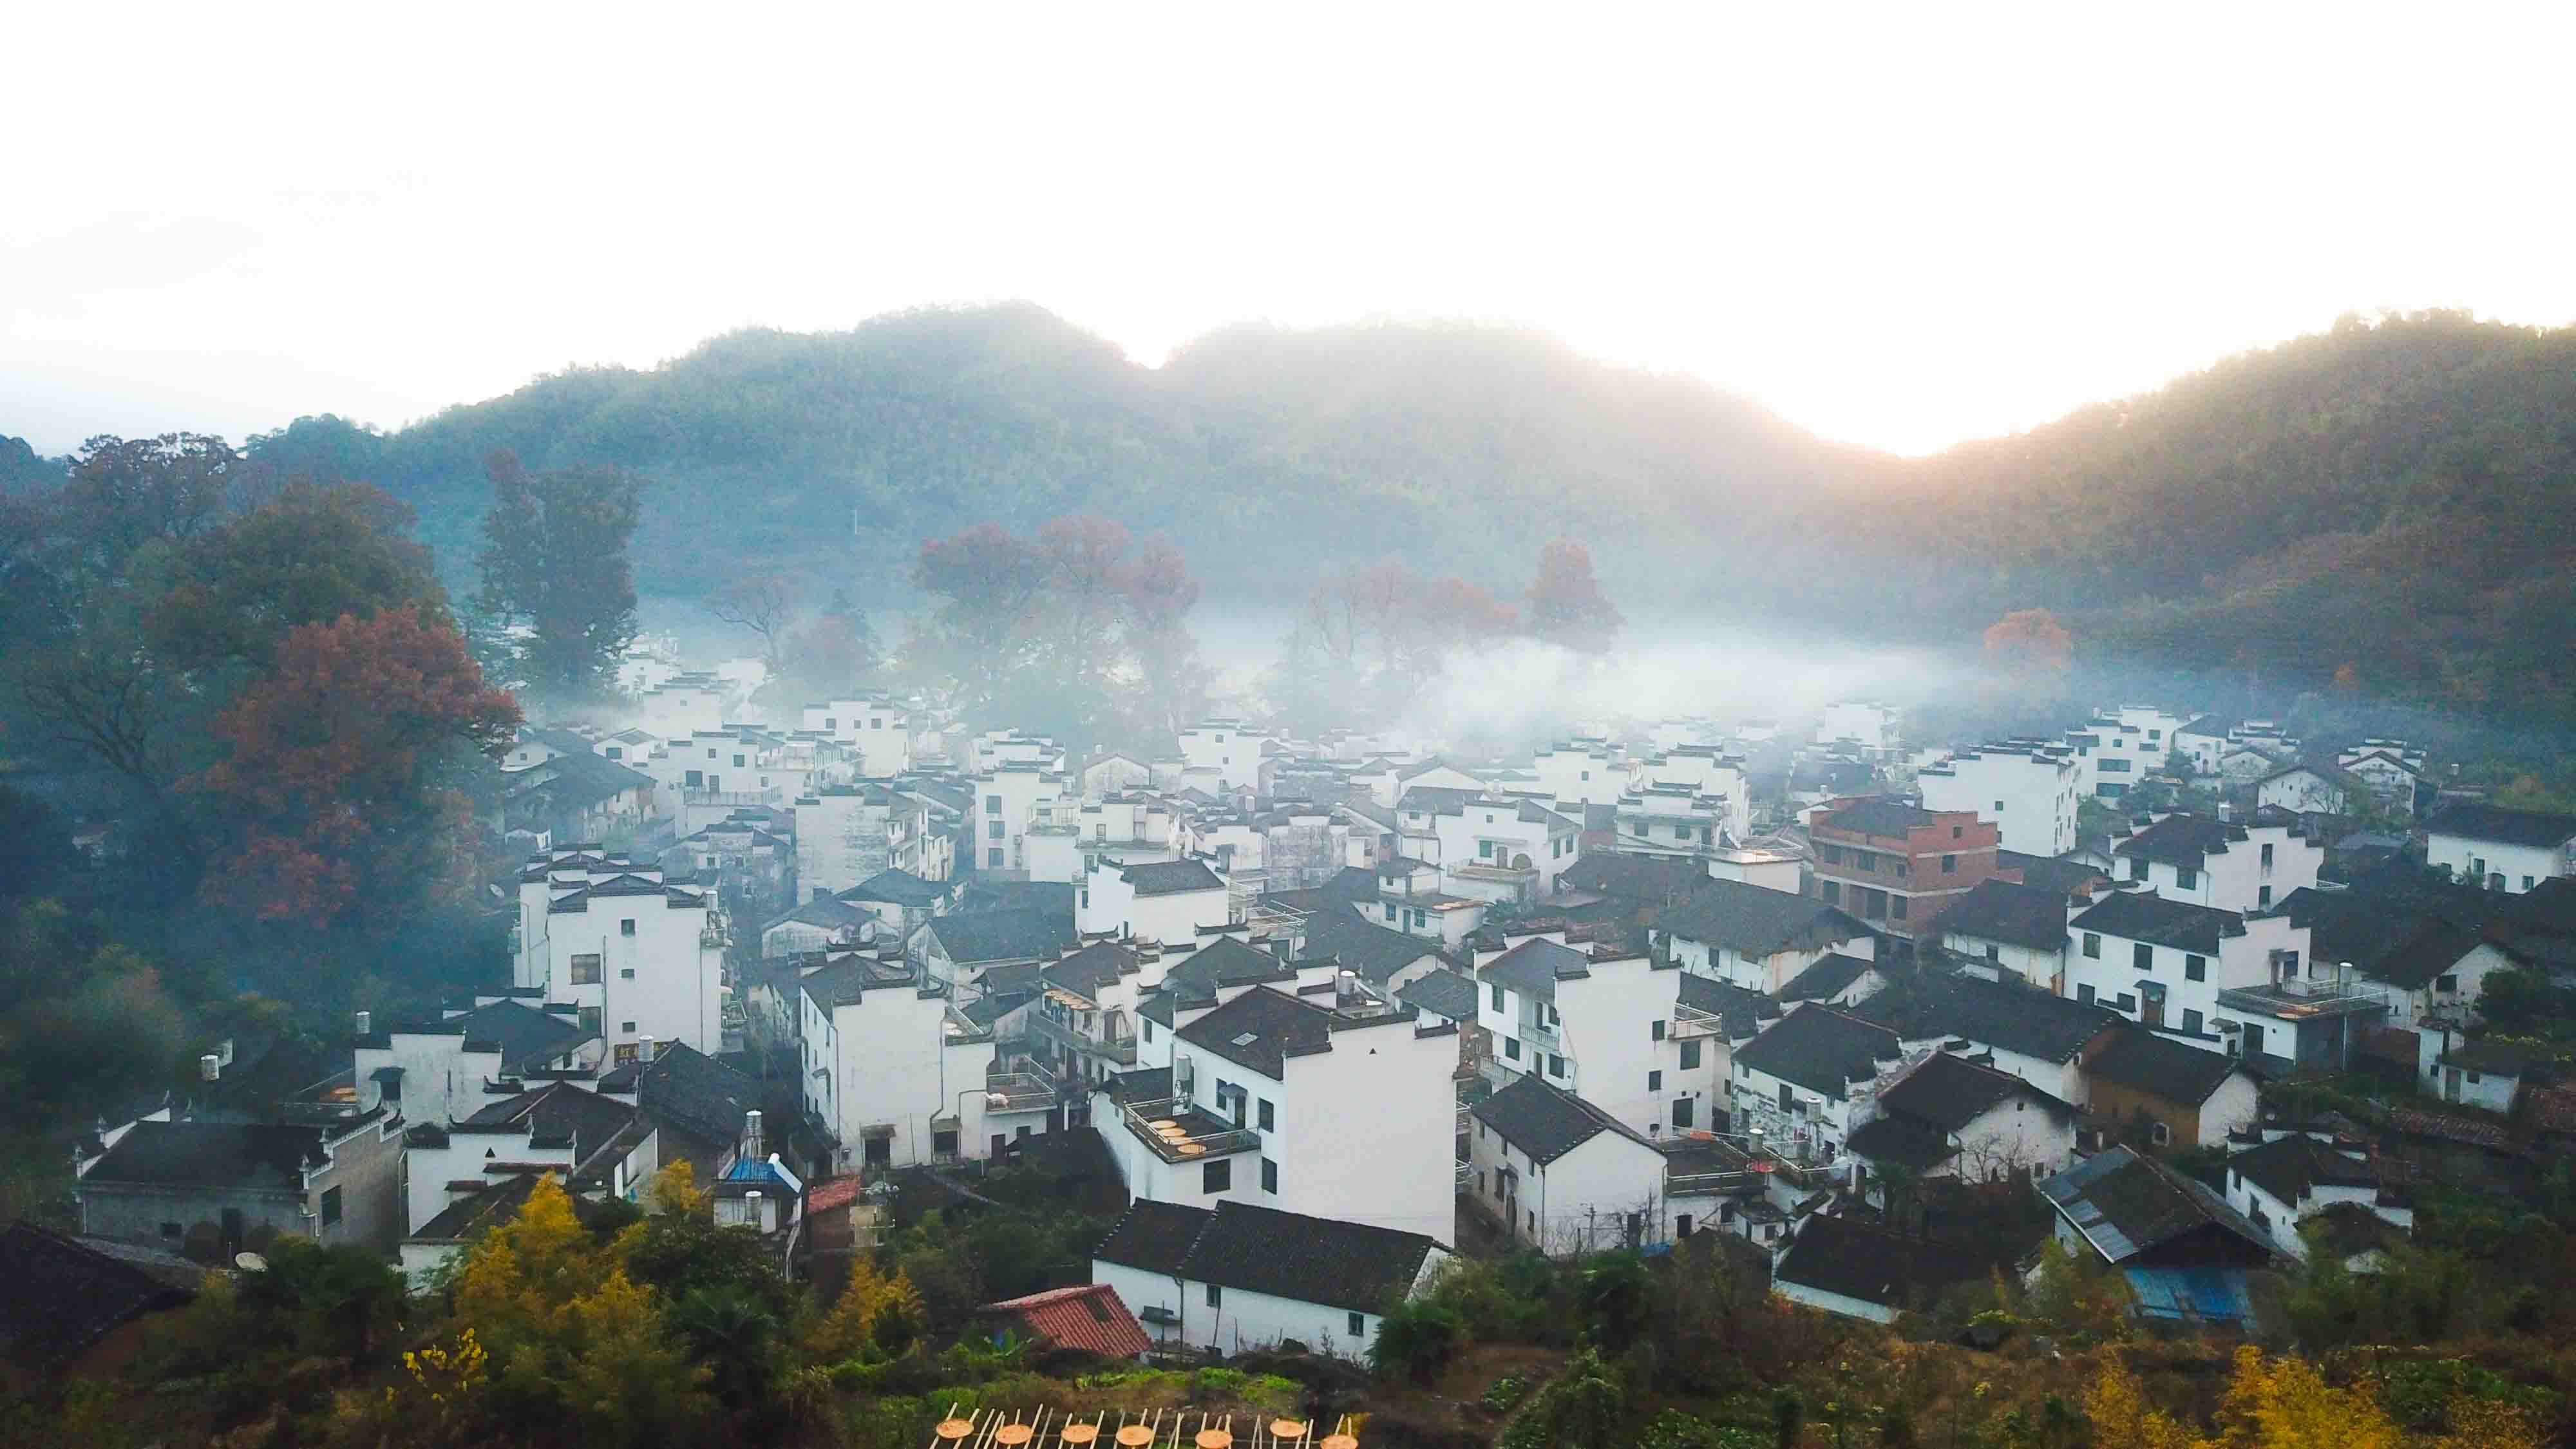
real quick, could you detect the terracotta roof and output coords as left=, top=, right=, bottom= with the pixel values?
left=979, top=1283, right=1150, bottom=1358
left=806, top=1177, right=863, bottom=1213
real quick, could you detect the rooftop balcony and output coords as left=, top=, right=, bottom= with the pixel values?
left=1671, top=1003, right=1727, bottom=1039
left=2217, top=976, right=2392, bottom=1021
left=983, top=1065, right=1058, bottom=1114
left=1032, top=1011, right=1140, bottom=1065
left=1119, top=1096, right=1261, bottom=1163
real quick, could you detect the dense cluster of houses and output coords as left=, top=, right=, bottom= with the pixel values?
left=50, top=654, right=2576, bottom=1366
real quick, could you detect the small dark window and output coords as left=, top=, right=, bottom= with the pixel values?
left=320, top=1186, right=343, bottom=1227
left=1547, top=1053, right=1566, bottom=1078
left=1258, top=1099, right=1274, bottom=1132
left=2185, top=954, right=2206, bottom=981
left=620, top=918, right=636, bottom=937
left=2082, top=933, right=2101, bottom=959
left=1651, top=1019, right=1666, bottom=1041
left=1941, top=855, right=1957, bottom=874
left=1348, top=1311, right=1365, bottom=1338
left=1206, top=1282, right=1222, bottom=1307
left=1203, top=1159, right=1231, bottom=1193
left=2134, top=943, right=2154, bottom=972
left=1262, top=1158, right=1278, bottom=1194
left=1678, top=1041, right=1702, bottom=1070
left=1649, top=1070, right=1662, bottom=1091
left=1673, top=1097, right=1695, bottom=1128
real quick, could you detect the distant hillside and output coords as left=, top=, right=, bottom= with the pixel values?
left=232, top=307, right=2576, bottom=719
left=247, top=304, right=1884, bottom=609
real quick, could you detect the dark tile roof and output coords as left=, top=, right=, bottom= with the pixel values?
left=1179, top=1200, right=1445, bottom=1315
left=1674, top=973, right=1783, bottom=1039
left=2358, top=918, right=2487, bottom=990
left=1120, top=858, right=1226, bottom=896
left=1933, top=879, right=2071, bottom=951
left=2227, top=1133, right=2375, bottom=1208
left=82, top=1121, right=328, bottom=1191
left=1396, top=786, right=1482, bottom=816
left=1045, top=941, right=1142, bottom=998
left=634, top=1043, right=761, bottom=1152
left=1818, top=799, right=1946, bottom=837
left=361, top=998, right=596, bottom=1074
left=958, top=988, right=1036, bottom=1028
left=799, top=956, right=919, bottom=1010
left=1877, top=1051, right=2065, bottom=1133
left=2430, top=802, right=2576, bottom=848
left=460, top=1081, right=640, bottom=1159
left=1776, top=952, right=1878, bottom=1003
left=2114, top=814, right=2246, bottom=868
left=1731, top=1005, right=1903, bottom=1101
left=0, top=1223, right=195, bottom=1366
left=1996, top=851, right=2112, bottom=900
left=929, top=907, right=1074, bottom=964
left=1162, top=936, right=1295, bottom=1003
left=1660, top=878, right=1868, bottom=958
left=2436, top=1038, right=2537, bottom=1076
left=1395, top=967, right=1480, bottom=1022
left=1093, top=1198, right=1214, bottom=1276
left=1298, top=910, right=1446, bottom=985
left=1470, top=1073, right=1655, bottom=1165
left=1852, top=972, right=2119, bottom=1065
left=766, top=896, right=873, bottom=934
left=2039, top=1146, right=2274, bottom=1264
left=2084, top=1028, right=2246, bottom=1106
left=839, top=868, right=957, bottom=907
left=1477, top=937, right=1592, bottom=1000
left=1774, top=1212, right=2000, bottom=1312
left=2070, top=891, right=2243, bottom=954
left=1173, top=986, right=1332, bottom=1077
left=1844, top=1114, right=1958, bottom=1170
left=957, top=879, right=1078, bottom=922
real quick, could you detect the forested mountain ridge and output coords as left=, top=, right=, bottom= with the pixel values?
left=14, top=307, right=2571, bottom=717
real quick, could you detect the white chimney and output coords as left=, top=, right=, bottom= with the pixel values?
left=199, top=1053, right=221, bottom=1083
left=353, top=1010, right=372, bottom=1036
left=741, top=1108, right=764, bottom=1162
left=638, top=1035, right=655, bottom=1064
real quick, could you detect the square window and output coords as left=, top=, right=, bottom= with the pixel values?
left=1504, top=1037, right=1521, bottom=1061
left=2150, top=1121, right=2171, bottom=1146
left=2182, top=1009, right=2203, bottom=1034
left=1203, top=1159, right=1231, bottom=1193
left=988, top=849, right=1004, bottom=868
left=2078, top=983, right=2096, bottom=1005
left=1547, top=1053, right=1566, bottom=1078
left=2176, top=867, right=2199, bottom=890
left=1994, top=799, right=2005, bottom=812
left=620, top=918, right=636, bottom=936
left=2082, top=933, right=2101, bottom=959
left=570, top=953, right=603, bottom=985
left=1941, top=854, right=1956, bottom=874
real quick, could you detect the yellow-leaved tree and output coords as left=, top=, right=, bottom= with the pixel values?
left=454, top=1175, right=614, bottom=1358
left=2083, top=1355, right=2200, bottom=1449
left=2206, top=1346, right=2401, bottom=1449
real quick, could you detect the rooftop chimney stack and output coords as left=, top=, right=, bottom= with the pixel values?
left=639, top=1035, right=655, bottom=1064
left=741, top=1109, right=764, bottom=1163
left=199, top=1053, right=221, bottom=1083
left=353, top=1010, right=371, bottom=1036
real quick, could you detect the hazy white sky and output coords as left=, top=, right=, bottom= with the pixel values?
left=5, top=3, right=2570, bottom=457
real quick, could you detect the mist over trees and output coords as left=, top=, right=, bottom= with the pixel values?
left=475, top=450, right=644, bottom=700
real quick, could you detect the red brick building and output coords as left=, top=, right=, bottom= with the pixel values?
left=1804, top=797, right=2002, bottom=939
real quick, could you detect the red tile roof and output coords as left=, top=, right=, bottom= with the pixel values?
left=806, top=1177, right=862, bottom=1213
left=978, top=1283, right=1151, bottom=1359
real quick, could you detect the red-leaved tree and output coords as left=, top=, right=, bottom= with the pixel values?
left=190, top=607, right=520, bottom=925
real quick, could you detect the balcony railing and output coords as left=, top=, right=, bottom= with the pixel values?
left=1671, top=1003, right=1726, bottom=1039
left=1119, top=1097, right=1262, bottom=1162
left=683, top=789, right=775, bottom=808
left=1032, top=1012, right=1141, bottom=1065
left=1518, top=1019, right=1563, bottom=1055
left=985, top=1066, right=1058, bottom=1113
left=1665, top=1168, right=1761, bottom=1196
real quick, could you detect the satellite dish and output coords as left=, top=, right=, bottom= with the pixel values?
left=234, top=1251, right=269, bottom=1273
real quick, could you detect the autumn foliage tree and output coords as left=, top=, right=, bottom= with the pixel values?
left=189, top=606, right=519, bottom=925
left=1526, top=539, right=1621, bottom=653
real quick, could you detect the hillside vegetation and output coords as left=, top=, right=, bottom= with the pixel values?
left=12, top=308, right=2571, bottom=718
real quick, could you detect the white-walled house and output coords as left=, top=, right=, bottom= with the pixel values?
left=2428, top=804, right=2576, bottom=894
left=1727, top=1003, right=1909, bottom=1173
left=1917, top=741, right=2080, bottom=857
left=1467, top=1074, right=1690, bottom=1253
left=2108, top=812, right=2322, bottom=914
left=972, top=762, right=1069, bottom=876
left=2067, top=889, right=2311, bottom=1043
left=1079, top=856, right=1234, bottom=942
left=1533, top=741, right=1630, bottom=807
left=793, top=785, right=935, bottom=898
left=1178, top=721, right=1272, bottom=791
left=2336, top=742, right=2427, bottom=814
left=1931, top=879, right=2072, bottom=992
left=1851, top=971, right=2121, bottom=1109
left=513, top=848, right=725, bottom=1059
left=797, top=955, right=1054, bottom=1173
left=1091, top=1198, right=1448, bottom=1363
left=1473, top=936, right=1719, bottom=1136
left=800, top=694, right=912, bottom=777
left=1101, top=984, right=1454, bottom=1237
left=1844, top=1049, right=2078, bottom=1197
left=2221, top=1127, right=2410, bottom=1261
left=2255, top=765, right=2354, bottom=817
left=1418, top=795, right=1581, bottom=904
left=1657, top=879, right=1875, bottom=995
